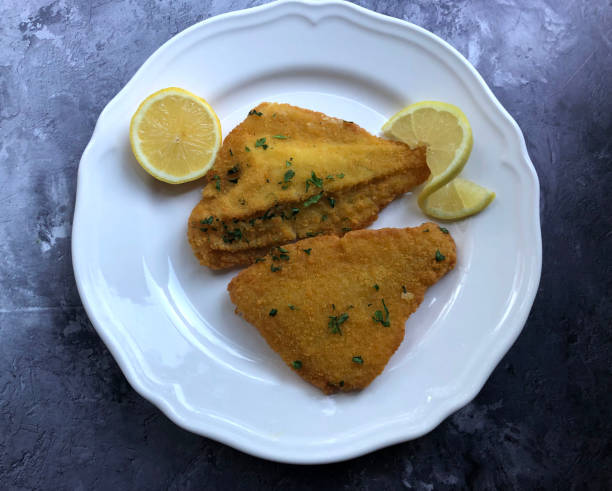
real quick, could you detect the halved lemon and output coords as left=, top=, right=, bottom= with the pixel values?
left=382, top=101, right=494, bottom=220
left=129, top=87, right=221, bottom=184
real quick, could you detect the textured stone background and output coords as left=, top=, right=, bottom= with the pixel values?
left=1, top=0, right=611, bottom=488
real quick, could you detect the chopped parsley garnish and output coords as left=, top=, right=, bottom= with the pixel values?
left=306, top=232, right=318, bottom=237
left=279, top=253, right=290, bottom=261
left=228, top=178, right=239, bottom=184
left=342, top=227, right=352, bottom=232
left=269, top=308, right=277, bottom=316
left=402, top=285, right=407, bottom=293
left=303, top=192, right=323, bottom=207
left=286, top=160, right=292, bottom=167
left=272, top=134, right=288, bottom=139
left=271, top=264, right=282, bottom=272
left=321, top=214, right=328, bottom=222
left=229, top=149, right=233, bottom=156
left=245, top=146, right=250, bottom=152
left=222, top=228, right=242, bottom=243
left=292, top=360, right=302, bottom=369
left=305, top=171, right=324, bottom=191
left=284, top=169, right=295, bottom=183
left=328, top=197, right=335, bottom=208
left=372, top=299, right=390, bottom=327
left=291, top=208, right=300, bottom=216
left=248, top=109, right=263, bottom=116
left=326, top=175, right=334, bottom=180
left=435, top=249, right=445, bottom=262
left=200, top=216, right=214, bottom=225
left=374, top=284, right=379, bottom=291
left=200, top=227, right=208, bottom=232
left=439, top=227, right=449, bottom=234
left=289, top=304, right=298, bottom=310
left=328, top=312, right=349, bottom=334
left=278, top=246, right=288, bottom=253
left=228, top=165, right=239, bottom=175
left=337, top=173, right=345, bottom=179
left=214, top=175, right=221, bottom=191
left=255, top=257, right=265, bottom=263
left=303, top=248, right=312, bottom=255
left=352, top=356, right=363, bottom=364
left=339, top=380, right=345, bottom=387
left=255, top=137, right=268, bottom=149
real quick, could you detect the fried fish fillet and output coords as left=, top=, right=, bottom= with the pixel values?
left=189, top=171, right=425, bottom=269
left=196, top=102, right=427, bottom=220
left=228, top=223, right=456, bottom=394
left=188, top=102, right=428, bottom=268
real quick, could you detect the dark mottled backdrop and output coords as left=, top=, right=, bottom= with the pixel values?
left=1, top=0, right=611, bottom=489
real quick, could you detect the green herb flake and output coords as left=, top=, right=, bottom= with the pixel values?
left=271, top=264, right=282, bottom=272
left=374, top=284, right=379, bottom=291
left=228, top=165, right=239, bottom=175
left=272, top=134, right=288, bottom=139
left=342, top=227, right=352, bottom=232
left=402, top=285, right=407, bottom=294
left=228, top=178, right=239, bottom=184
left=200, top=216, right=214, bottom=225
left=289, top=304, right=298, bottom=310
left=245, top=146, right=250, bottom=152
left=306, top=232, right=318, bottom=237
left=372, top=299, right=390, bottom=327
left=305, top=171, right=324, bottom=191
left=255, top=257, right=265, bottom=263
left=222, top=228, right=242, bottom=244
left=303, top=192, right=323, bottom=208
left=229, top=149, right=233, bottom=156
left=269, top=308, right=278, bottom=316
left=339, top=380, right=345, bottom=387
left=321, top=214, right=328, bottom=222
left=214, top=175, right=221, bottom=191
left=284, top=169, right=295, bottom=183
left=199, top=227, right=208, bottom=232
left=352, top=356, right=363, bottom=365
left=303, top=248, right=312, bottom=255
left=255, top=137, right=268, bottom=149
left=279, top=253, right=290, bottom=261
left=328, top=197, right=335, bottom=208
left=337, top=173, right=345, bottom=179
left=328, top=312, right=349, bottom=334
left=292, top=360, right=302, bottom=369
left=435, top=249, right=445, bottom=262
left=326, top=175, right=334, bottom=180
left=286, top=160, right=292, bottom=167
left=248, top=109, right=263, bottom=116
left=439, top=227, right=449, bottom=234
left=278, top=247, right=288, bottom=253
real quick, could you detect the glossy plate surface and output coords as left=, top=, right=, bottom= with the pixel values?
left=72, top=0, right=541, bottom=464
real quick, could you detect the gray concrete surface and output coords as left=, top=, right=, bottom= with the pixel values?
left=1, top=0, right=611, bottom=488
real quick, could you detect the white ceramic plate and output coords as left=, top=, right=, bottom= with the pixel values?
left=72, top=0, right=541, bottom=464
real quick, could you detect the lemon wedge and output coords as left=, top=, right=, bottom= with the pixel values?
left=421, top=178, right=495, bottom=220
left=129, top=87, right=221, bottom=184
left=382, top=101, right=494, bottom=220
